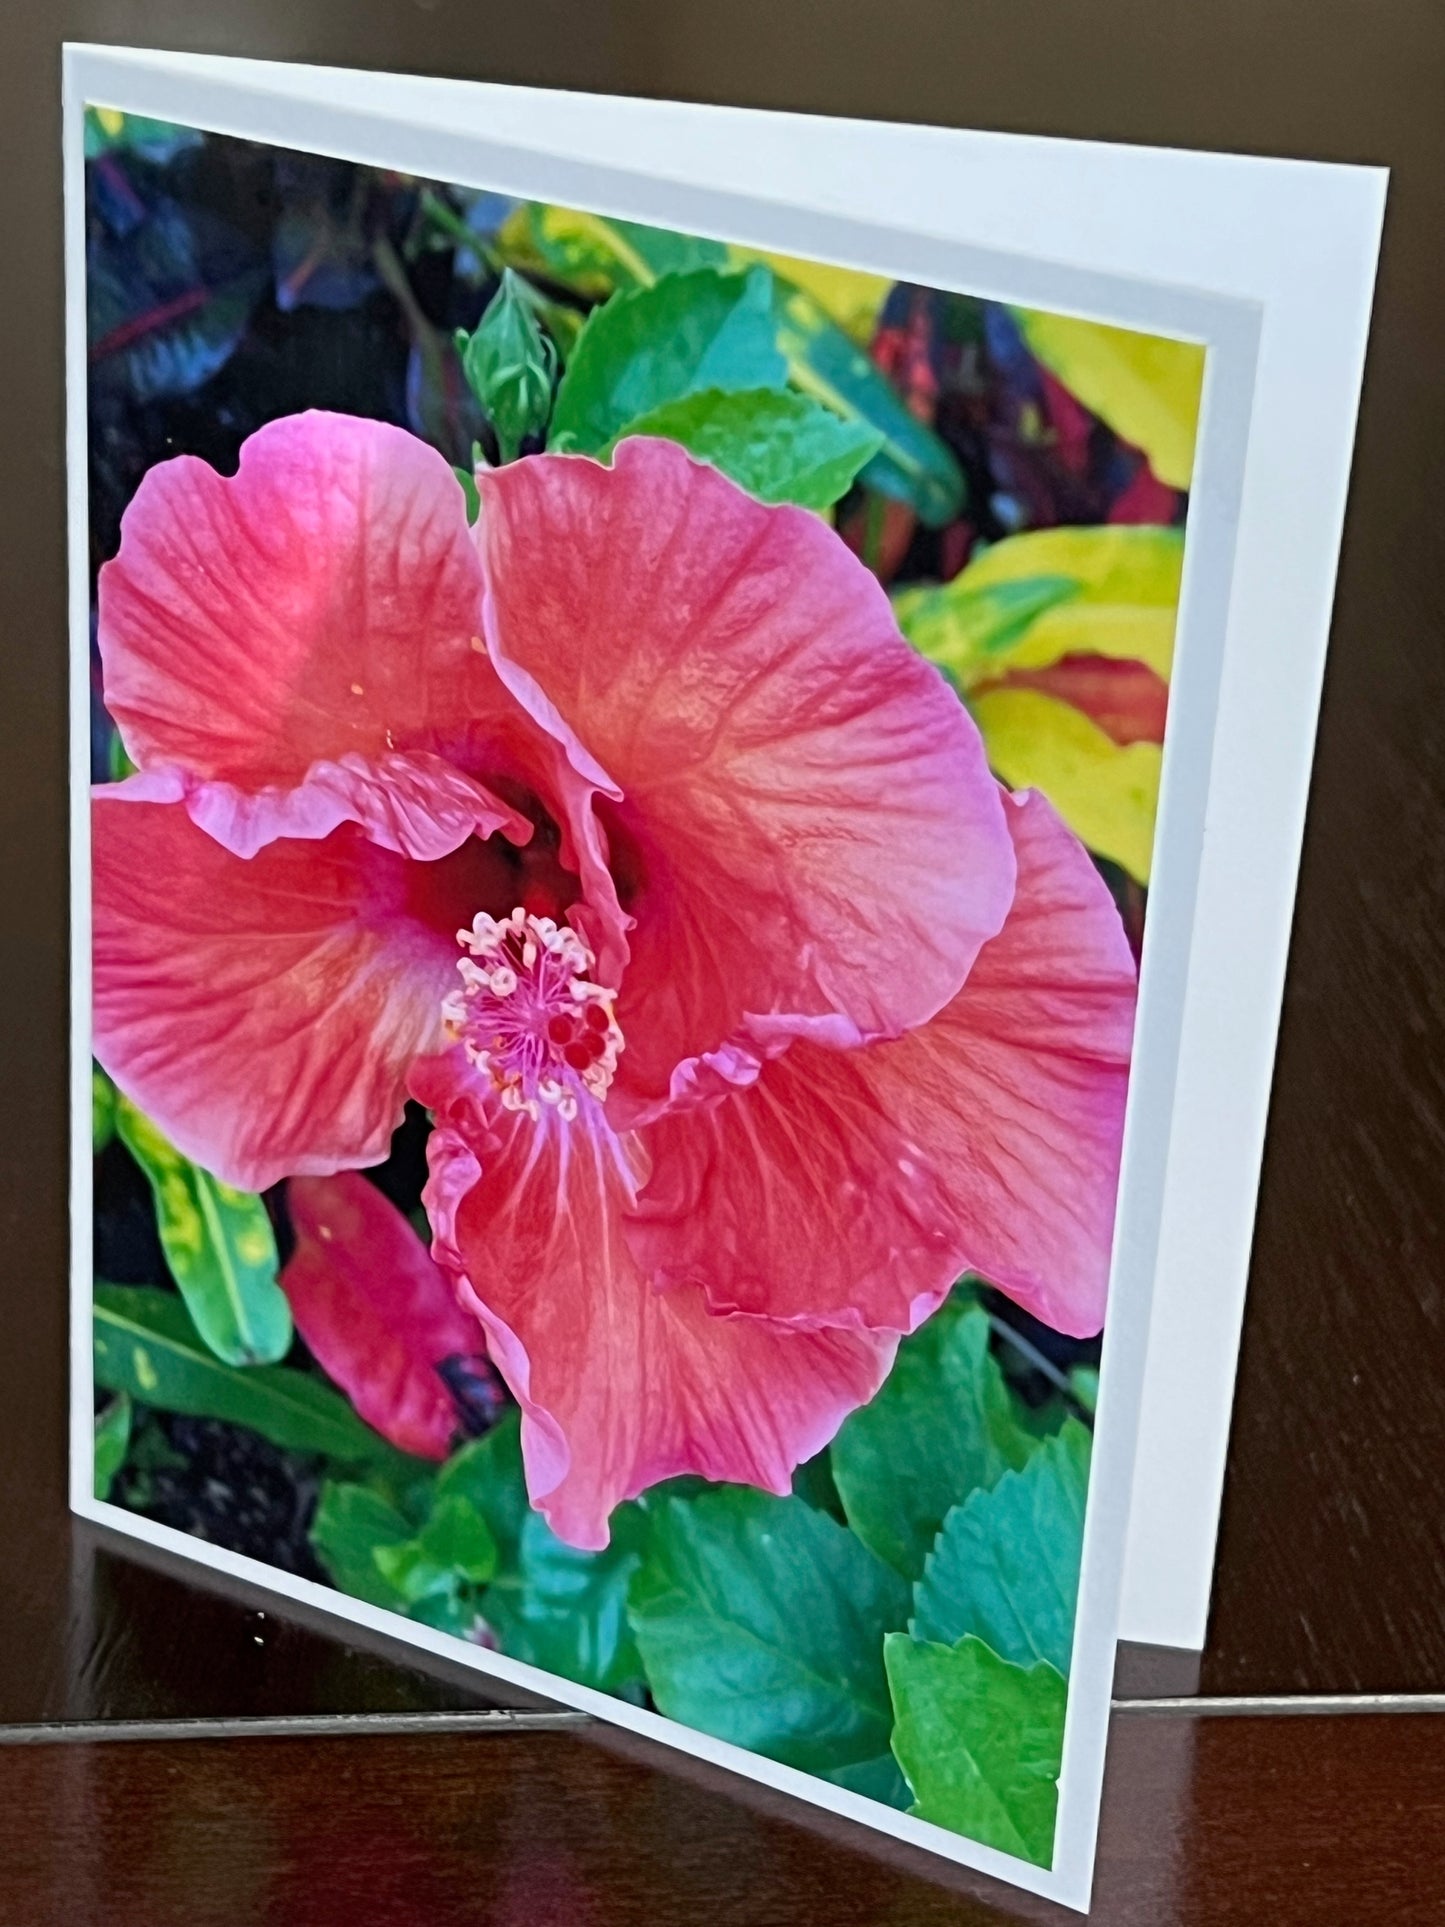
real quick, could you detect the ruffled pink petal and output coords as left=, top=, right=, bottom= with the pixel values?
left=98, top=411, right=524, bottom=858
left=624, top=1023, right=962, bottom=1335
left=411, top=1051, right=895, bottom=1550
left=92, top=792, right=467, bottom=1192
left=628, top=790, right=1136, bottom=1340
left=284, top=1173, right=486, bottom=1460
left=110, top=753, right=527, bottom=863
left=477, top=438, right=1015, bottom=1101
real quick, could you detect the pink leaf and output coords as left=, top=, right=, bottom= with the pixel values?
left=283, top=1171, right=489, bottom=1460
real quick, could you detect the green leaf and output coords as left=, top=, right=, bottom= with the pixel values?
left=92, top=1066, right=116, bottom=1154
left=548, top=267, right=786, bottom=455
left=417, top=1493, right=498, bottom=1587
left=106, top=731, right=137, bottom=781
left=113, top=1096, right=290, bottom=1367
left=790, top=1445, right=845, bottom=1520
left=372, top=1539, right=453, bottom=1604
left=452, top=463, right=480, bottom=524
left=435, top=1408, right=528, bottom=1576
left=83, top=107, right=202, bottom=162
left=486, top=1505, right=648, bottom=1694
left=912, top=1419, right=1091, bottom=1677
left=612, top=386, right=882, bottom=509
left=893, top=574, right=1079, bottom=690
left=831, top=1298, right=1033, bottom=1580
left=93, top=1285, right=389, bottom=1462
left=770, top=280, right=964, bottom=526
left=821, top=1752, right=912, bottom=1811
left=893, top=524, right=1185, bottom=690
left=92, top=1392, right=132, bottom=1501
left=313, top=1479, right=495, bottom=1622
left=310, top=1481, right=414, bottom=1610
left=886, top=1634, right=1066, bottom=1866
left=1069, top=1366, right=1099, bottom=1416
left=629, top=1488, right=910, bottom=1776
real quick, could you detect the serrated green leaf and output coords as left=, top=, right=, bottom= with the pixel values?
left=114, top=1095, right=290, bottom=1367
left=770, top=280, right=964, bottom=526
left=486, top=1505, right=648, bottom=1694
left=93, top=1285, right=389, bottom=1462
left=435, top=1408, right=528, bottom=1575
left=510, top=205, right=958, bottom=524
left=612, top=386, right=881, bottom=509
left=832, top=1298, right=1033, bottom=1580
left=886, top=1633, right=1066, bottom=1866
left=93, top=1392, right=132, bottom=1501
left=418, top=1492, right=498, bottom=1587
left=629, top=1487, right=910, bottom=1776
left=548, top=267, right=786, bottom=455
left=406, top=1588, right=485, bottom=1638
left=310, top=1481, right=414, bottom=1610
left=314, top=1479, right=495, bottom=1621
left=821, top=1752, right=912, bottom=1811
left=912, top=1419, right=1090, bottom=1677
left=372, top=1538, right=454, bottom=1604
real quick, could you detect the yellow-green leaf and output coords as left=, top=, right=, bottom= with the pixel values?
left=113, top=1095, right=291, bottom=1367
left=509, top=203, right=892, bottom=341
left=92, top=1065, right=116, bottom=1154
left=93, top=1392, right=132, bottom=1500
left=513, top=202, right=725, bottom=295
left=94, top=1286, right=389, bottom=1461
left=970, top=687, right=1161, bottom=885
left=1012, top=310, right=1205, bottom=490
left=894, top=524, right=1184, bottom=688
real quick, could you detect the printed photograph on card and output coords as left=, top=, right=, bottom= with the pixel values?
left=80, top=110, right=1203, bottom=1877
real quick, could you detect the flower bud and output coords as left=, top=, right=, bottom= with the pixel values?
left=454, top=270, right=558, bottom=463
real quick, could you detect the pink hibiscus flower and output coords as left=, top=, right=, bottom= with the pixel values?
left=92, top=413, right=1137, bottom=1549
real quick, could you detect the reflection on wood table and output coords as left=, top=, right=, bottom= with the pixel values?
left=0, top=1710, right=1439, bottom=1926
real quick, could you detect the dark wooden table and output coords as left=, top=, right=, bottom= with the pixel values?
left=0, top=1707, right=1438, bottom=1926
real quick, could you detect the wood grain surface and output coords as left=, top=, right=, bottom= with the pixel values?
left=1, top=0, right=1443, bottom=1725
left=0, top=1711, right=1440, bottom=1926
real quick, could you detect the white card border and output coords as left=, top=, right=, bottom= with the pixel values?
left=62, top=44, right=1381, bottom=1912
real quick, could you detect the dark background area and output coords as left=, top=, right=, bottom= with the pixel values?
left=2, top=0, right=1444, bottom=1724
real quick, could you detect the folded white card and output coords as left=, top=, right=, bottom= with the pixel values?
left=67, top=45, right=1383, bottom=1910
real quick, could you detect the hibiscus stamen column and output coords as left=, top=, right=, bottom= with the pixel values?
left=442, top=908, right=623, bottom=1123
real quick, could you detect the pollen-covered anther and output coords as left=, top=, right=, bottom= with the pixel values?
left=443, top=907, right=622, bottom=1122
